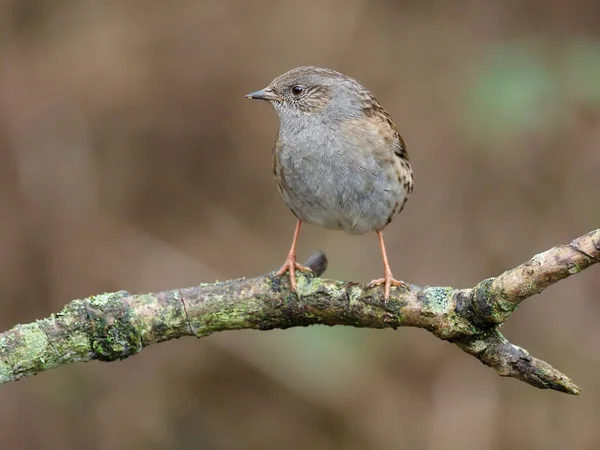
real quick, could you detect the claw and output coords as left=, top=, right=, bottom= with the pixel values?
left=369, top=273, right=408, bottom=301
left=276, top=256, right=313, bottom=292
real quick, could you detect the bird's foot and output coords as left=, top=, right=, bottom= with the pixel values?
left=276, top=254, right=313, bottom=292
left=368, top=273, right=408, bottom=301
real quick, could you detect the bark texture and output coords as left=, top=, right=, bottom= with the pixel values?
left=1, top=230, right=598, bottom=394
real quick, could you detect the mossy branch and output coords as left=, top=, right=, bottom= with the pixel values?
left=1, top=229, right=598, bottom=394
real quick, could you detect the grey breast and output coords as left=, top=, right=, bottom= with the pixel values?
left=275, top=119, right=407, bottom=235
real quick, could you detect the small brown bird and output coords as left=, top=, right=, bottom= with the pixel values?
left=246, top=66, right=413, bottom=300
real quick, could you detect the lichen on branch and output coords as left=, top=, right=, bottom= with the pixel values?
left=0, top=230, right=598, bottom=394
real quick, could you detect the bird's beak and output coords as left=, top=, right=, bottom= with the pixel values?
left=245, top=88, right=280, bottom=101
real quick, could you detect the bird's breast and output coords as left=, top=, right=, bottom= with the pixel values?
left=273, top=125, right=410, bottom=234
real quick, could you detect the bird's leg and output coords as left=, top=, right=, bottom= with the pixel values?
left=368, top=230, right=408, bottom=301
left=276, top=220, right=313, bottom=292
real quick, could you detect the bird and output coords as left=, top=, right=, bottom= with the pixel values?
left=246, top=66, right=413, bottom=300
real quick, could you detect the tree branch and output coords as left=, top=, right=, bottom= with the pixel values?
left=1, top=230, right=598, bottom=394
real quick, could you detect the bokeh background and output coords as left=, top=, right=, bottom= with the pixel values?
left=1, top=0, right=600, bottom=449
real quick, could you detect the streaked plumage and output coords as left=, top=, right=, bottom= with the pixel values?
left=246, top=66, right=413, bottom=300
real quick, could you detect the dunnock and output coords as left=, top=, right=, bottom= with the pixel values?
left=246, top=66, right=413, bottom=300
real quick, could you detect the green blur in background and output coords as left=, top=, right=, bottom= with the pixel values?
left=1, top=1, right=599, bottom=449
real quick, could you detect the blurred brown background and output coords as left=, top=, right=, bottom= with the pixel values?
left=1, top=0, right=600, bottom=449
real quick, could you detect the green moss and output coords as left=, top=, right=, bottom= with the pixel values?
left=154, top=293, right=188, bottom=334
left=192, top=294, right=264, bottom=335
left=90, top=318, right=141, bottom=361
left=59, top=331, right=91, bottom=361
left=86, top=293, right=142, bottom=362
left=0, top=324, right=51, bottom=375
left=472, top=278, right=518, bottom=324
left=12, top=326, right=48, bottom=363
left=295, top=274, right=312, bottom=293
left=87, top=291, right=130, bottom=307
left=0, top=362, right=12, bottom=383
left=347, top=286, right=362, bottom=307
left=424, top=287, right=453, bottom=312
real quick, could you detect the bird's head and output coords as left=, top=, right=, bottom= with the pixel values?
left=245, top=66, right=368, bottom=123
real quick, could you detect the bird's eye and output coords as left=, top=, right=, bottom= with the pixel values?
left=291, top=85, right=305, bottom=96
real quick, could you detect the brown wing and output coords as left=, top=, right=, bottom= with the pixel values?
left=359, top=91, right=414, bottom=226
left=361, top=91, right=409, bottom=162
